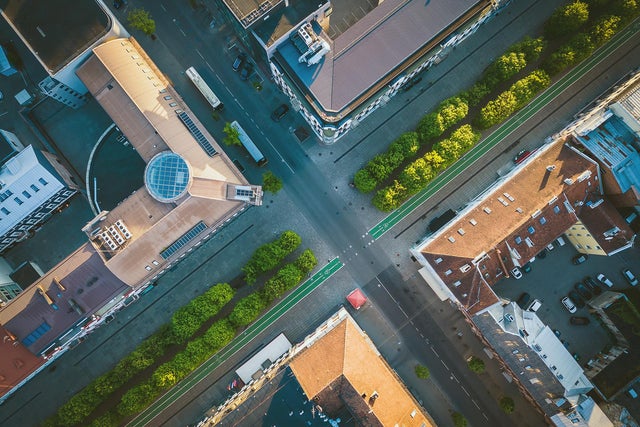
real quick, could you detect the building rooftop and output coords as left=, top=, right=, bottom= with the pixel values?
left=0, top=324, right=45, bottom=398
left=253, top=0, right=325, bottom=49
left=0, top=243, right=126, bottom=355
left=1, top=0, right=110, bottom=73
left=9, top=261, right=43, bottom=290
left=274, top=0, right=488, bottom=118
left=574, top=114, right=640, bottom=195
left=76, top=37, right=261, bottom=287
left=289, top=313, right=434, bottom=427
left=222, top=0, right=283, bottom=29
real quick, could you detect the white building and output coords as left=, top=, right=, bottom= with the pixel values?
left=0, top=139, right=78, bottom=253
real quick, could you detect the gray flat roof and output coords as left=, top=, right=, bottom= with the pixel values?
left=1, top=0, right=110, bottom=72
left=276, top=0, right=487, bottom=115
left=222, top=0, right=283, bottom=28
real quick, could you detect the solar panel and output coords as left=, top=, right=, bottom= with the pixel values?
left=177, top=111, right=217, bottom=157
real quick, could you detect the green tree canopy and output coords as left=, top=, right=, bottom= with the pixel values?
left=499, top=396, right=515, bottom=414
left=262, top=171, right=283, bottom=193
left=545, top=1, right=590, bottom=39
left=222, top=122, right=241, bottom=146
left=415, top=364, right=430, bottom=379
left=127, top=8, right=156, bottom=36
left=467, top=356, right=486, bottom=374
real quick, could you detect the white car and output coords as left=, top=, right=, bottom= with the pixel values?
left=546, top=242, right=555, bottom=251
left=597, top=273, right=613, bottom=288
left=511, top=267, right=523, bottom=280
left=622, top=269, right=638, bottom=286
left=562, top=296, right=577, bottom=313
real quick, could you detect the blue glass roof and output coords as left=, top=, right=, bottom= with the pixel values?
left=144, top=152, right=191, bottom=202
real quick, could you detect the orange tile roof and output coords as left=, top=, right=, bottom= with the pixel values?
left=289, top=316, right=434, bottom=427
left=0, top=325, right=45, bottom=398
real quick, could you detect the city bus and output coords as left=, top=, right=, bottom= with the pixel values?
left=230, top=121, right=268, bottom=166
left=185, top=66, right=224, bottom=111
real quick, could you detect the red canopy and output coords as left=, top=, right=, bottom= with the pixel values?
left=347, top=288, right=367, bottom=310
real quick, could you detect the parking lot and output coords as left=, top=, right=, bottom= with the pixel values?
left=493, top=239, right=640, bottom=366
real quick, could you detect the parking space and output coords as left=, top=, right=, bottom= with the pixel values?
left=493, top=240, right=640, bottom=365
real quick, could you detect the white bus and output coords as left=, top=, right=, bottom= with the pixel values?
left=230, top=121, right=267, bottom=166
left=185, top=66, right=224, bottom=111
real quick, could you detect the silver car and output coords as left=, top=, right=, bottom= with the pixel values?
left=562, top=296, right=577, bottom=314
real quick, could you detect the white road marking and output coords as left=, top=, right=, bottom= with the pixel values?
left=160, top=4, right=167, bottom=12
left=441, top=359, right=449, bottom=370
left=431, top=346, right=439, bottom=357
left=196, top=49, right=205, bottom=60
left=473, top=400, right=481, bottom=409
left=375, top=276, right=408, bottom=318
left=483, top=413, right=489, bottom=420
left=461, top=386, right=470, bottom=396
left=180, top=28, right=187, bottom=37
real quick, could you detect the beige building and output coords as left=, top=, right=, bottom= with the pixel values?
left=76, top=38, right=262, bottom=288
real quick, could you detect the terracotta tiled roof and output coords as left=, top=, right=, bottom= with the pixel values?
left=0, top=324, right=45, bottom=398
left=289, top=316, right=434, bottom=426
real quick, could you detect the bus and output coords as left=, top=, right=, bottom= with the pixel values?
left=230, top=121, right=268, bottom=166
left=185, top=66, right=224, bottom=111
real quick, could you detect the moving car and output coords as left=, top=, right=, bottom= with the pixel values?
left=574, top=282, right=592, bottom=301
left=570, top=316, right=590, bottom=325
left=622, top=268, right=638, bottom=286
left=271, top=104, right=290, bottom=121
left=572, top=254, right=588, bottom=265
left=511, top=267, right=523, bottom=280
left=584, top=276, right=602, bottom=295
left=240, top=61, right=253, bottom=80
left=569, top=290, right=585, bottom=308
left=562, top=296, right=577, bottom=313
left=597, top=273, right=613, bottom=288
left=232, top=53, right=246, bottom=72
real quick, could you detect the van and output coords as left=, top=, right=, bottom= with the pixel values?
left=556, top=236, right=566, bottom=246
left=528, top=299, right=542, bottom=312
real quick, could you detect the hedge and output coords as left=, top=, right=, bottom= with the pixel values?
left=242, top=230, right=301, bottom=284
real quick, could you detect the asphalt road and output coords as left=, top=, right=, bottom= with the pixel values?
left=3, top=0, right=640, bottom=426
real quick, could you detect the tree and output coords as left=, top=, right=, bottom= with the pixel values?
left=509, top=36, right=546, bottom=62
left=415, top=364, right=430, bottom=379
left=294, top=249, right=317, bottom=274
left=222, top=122, right=241, bottom=146
left=545, top=1, right=589, bottom=39
left=373, top=180, right=406, bottom=212
left=483, top=52, right=527, bottom=87
left=499, top=396, right=515, bottom=414
left=476, top=90, right=518, bottom=129
left=452, top=412, right=468, bottom=427
left=127, top=8, right=156, bottom=36
left=354, top=169, right=378, bottom=193
left=509, top=70, right=551, bottom=108
left=262, top=171, right=283, bottom=193
left=229, top=292, right=267, bottom=328
left=590, top=15, right=621, bottom=46
left=467, top=356, right=486, bottom=374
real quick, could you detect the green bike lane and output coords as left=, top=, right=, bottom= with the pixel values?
left=128, top=257, right=344, bottom=427
left=369, top=20, right=640, bottom=239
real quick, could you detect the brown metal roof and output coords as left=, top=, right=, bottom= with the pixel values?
left=0, top=324, right=45, bottom=398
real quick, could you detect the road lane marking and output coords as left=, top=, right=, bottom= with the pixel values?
left=473, top=400, right=481, bottom=409
left=196, top=49, right=205, bottom=60
left=441, top=359, right=449, bottom=370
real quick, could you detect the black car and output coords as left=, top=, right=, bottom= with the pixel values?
left=271, top=104, right=290, bottom=121
left=232, top=53, right=246, bottom=72
left=568, top=290, right=585, bottom=308
left=240, top=61, right=253, bottom=80
left=584, top=276, right=602, bottom=295
left=516, top=292, right=531, bottom=309
left=537, top=248, right=547, bottom=259
left=570, top=316, right=590, bottom=325
left=574, top=282, right=592, bottom=301
left=113, top=0, right=123, bottom=9
left=572, top=253, right=588, bottom=264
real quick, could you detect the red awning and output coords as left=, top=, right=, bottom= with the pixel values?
left=347, top=288, right=367, bottom=310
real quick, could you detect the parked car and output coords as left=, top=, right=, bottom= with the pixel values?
left=522, top=262, right=532, bottom=273
left=628, top=388, right=638, bottom=399
left=597, top=273, right=614, bottom=288
left=622, top=268, right=638, bottom=286
left=553, top=329, right=561, bottom=337
left=240, top=61, right=253, bottom=80
left=584, top=276, right=602, bottom=295
left=528, top=299, right=542, bottom=312
left=232, top=53, right=246, bottom=72
left=562, top=296, right=577, bottom=313
left=569, top=290, right=585, bottom=308
left=572, top=253, right=588, bottom=265
left=517, top=292, right=531, bottom=309
left=511, top=267, right=523, bottom=280
left=537, top=248, right=547, bottom=259
left=570, top=316, right=590, bottom=325
left=504, top=313, right=515, bottom=322
left=271, top=103, right=290, bottom=121
left=574, top=282, right=592, bottom=301
left=546, top=242, right=555, bottom=251
left=514, top=149, right=532, bottom=164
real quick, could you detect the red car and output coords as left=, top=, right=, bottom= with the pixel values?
left=514, top=150, right=533, bottom=164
